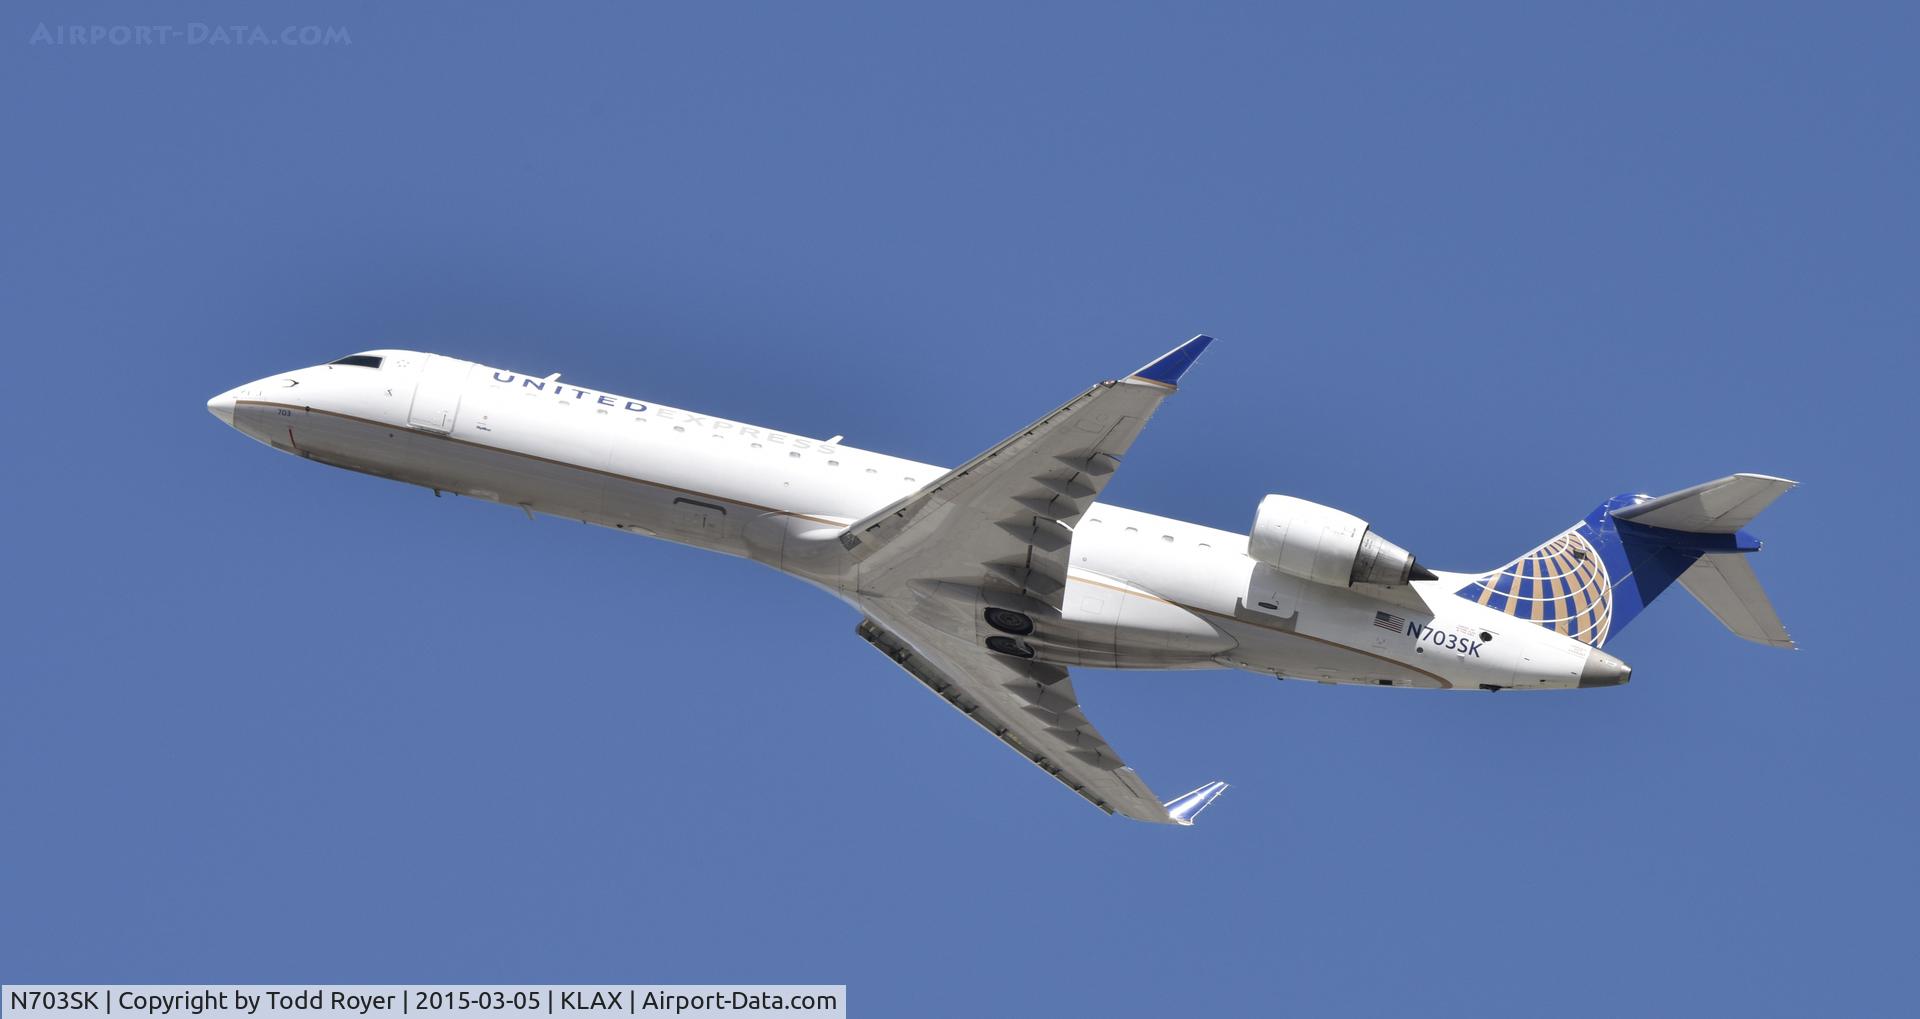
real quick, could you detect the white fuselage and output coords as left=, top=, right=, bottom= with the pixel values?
left=210, top=351, right=1613, bottom=692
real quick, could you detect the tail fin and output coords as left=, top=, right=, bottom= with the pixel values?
left=1456, top=474, right=1796, bottom=649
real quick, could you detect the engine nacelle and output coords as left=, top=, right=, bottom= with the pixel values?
left=1249, top=494, right=1428, bottom=587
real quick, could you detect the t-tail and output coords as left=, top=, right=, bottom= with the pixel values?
left=1455, top=474, right=1797, bottom=649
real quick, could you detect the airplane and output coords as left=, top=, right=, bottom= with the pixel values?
left=207, top=337, right=1796, bottom=825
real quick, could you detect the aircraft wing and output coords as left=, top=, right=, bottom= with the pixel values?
left=841, top=336, right=1226, bottom=823
left=840, top=335, right=1213, bottom=608
left=857, top=611, right=1226, bottom=824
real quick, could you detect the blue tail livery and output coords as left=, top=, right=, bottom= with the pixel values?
left=1456, top=474, right=1797, bottom=649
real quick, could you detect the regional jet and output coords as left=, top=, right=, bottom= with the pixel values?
left=207, top=338, right=1795, bottom=824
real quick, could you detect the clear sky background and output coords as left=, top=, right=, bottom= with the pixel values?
left=3, top=3, right=1915, bottom=1014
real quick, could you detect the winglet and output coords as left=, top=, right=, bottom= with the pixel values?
left=1163, top=780, right=1229, bottom=825
left=1129, top=334, right=1214, bottom=388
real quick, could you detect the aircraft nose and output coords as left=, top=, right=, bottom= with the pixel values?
left=1579, top=648, right=1632, bottom=687
left=207, top=391, right=236, bottom=427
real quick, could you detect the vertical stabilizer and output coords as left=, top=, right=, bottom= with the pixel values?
left=1457, top=475, right=1795, bottom=649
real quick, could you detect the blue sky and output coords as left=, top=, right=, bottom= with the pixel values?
left=3, top=3, right=1915, bottom=1014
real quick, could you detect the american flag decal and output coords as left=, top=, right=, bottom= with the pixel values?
left=1374, top=611, right=1406, bottom=632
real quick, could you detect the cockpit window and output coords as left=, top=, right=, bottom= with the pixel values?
left=329, top=355, right=384, bottom=368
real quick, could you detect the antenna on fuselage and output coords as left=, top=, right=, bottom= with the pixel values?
left=543, top=372, right=562, bottom=383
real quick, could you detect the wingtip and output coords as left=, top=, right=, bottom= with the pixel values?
left=1164, top=779, right=1229, bottom=825
left=1130, top=334, right=1215, bottom=387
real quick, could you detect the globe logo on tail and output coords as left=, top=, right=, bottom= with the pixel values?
left=1456, top=528, right=1614, bottom=647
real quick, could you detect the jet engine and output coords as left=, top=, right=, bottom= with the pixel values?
left=1249, top=494, right=1433, bottom=587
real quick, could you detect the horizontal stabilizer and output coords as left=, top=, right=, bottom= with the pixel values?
left=1677, top=554, right=1796, bottom=649
left=1163, top=780, right=1229, bottom=825
left=1613, top=473, right=1796, bottom=533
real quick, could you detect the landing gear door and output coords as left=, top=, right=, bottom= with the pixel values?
left=408, top=354, right=471, bottom=434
